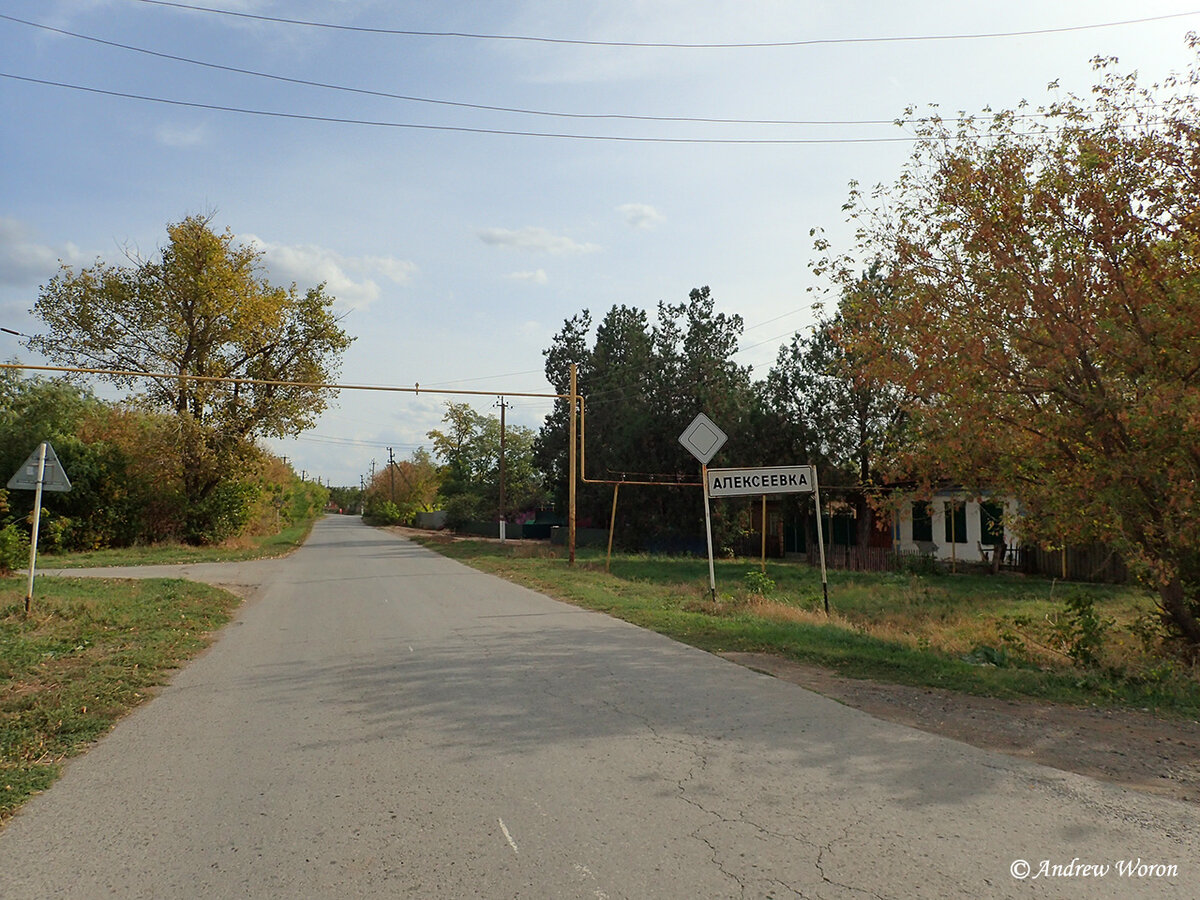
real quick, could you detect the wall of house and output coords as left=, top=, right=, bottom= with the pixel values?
left=894, top=494, right=1017, bottom=564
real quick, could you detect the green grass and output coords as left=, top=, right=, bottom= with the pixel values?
left=37, top=517, right=319, bottom=569
left=411, top=535, right=1200, bottom=717
left=0, top=576, right=240, bottom=821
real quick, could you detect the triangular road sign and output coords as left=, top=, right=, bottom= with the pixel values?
left=7, top=442, right=72, bottom=492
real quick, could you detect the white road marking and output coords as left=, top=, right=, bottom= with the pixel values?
left=498, top=818, right=519, bottom=856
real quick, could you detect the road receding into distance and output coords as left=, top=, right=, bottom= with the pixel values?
left=0, top=516, right=1194, bottom=898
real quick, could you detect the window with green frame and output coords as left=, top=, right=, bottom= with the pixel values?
left=979, top=500, right=1005, bottom=546
left=911, top=501, right=933, bottom=543
left=944, top=500, right=967, bottom=544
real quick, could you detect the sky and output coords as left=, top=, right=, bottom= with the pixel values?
left=2, top=0, right=1198, bottom=487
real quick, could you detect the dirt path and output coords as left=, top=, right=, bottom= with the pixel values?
left=721, top=651, right=1200, bottom=804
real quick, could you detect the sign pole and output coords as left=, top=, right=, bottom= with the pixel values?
left=678, top=414, right=728, bottom=600
left=24, top=442, right=47, bottom=615
left=701, top=464, right=717, bottom=601
left=812, top=469, right=829, bottom=614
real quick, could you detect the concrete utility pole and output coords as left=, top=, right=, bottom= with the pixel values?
left=387, top=447, right=396, bottom=502
left=495, top=397, right=509, bottom=540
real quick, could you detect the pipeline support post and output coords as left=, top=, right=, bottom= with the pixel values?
left=568, top=363, right=577, bottom=566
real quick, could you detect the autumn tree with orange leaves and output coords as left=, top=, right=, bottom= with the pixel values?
left=821, top=46, right=1200, bottom=657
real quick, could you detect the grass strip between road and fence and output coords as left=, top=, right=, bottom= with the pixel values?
left=36, top=518, right=317, bottom=569
left=405, top=532, right=1200, bottom=719
left=0, top=576, right=240, bottom=822
left=0, top=515, right=321, bottom=822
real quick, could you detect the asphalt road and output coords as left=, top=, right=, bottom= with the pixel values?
left=1, top=516, right=1196, bottom=898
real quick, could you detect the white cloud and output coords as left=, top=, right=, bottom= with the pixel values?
left=0, top=217, right=88, bottom=286
left=241, top=234, right=418, bottom=312
left=155, top=122, right=208, bottom=148
left=478, top=226, right=600, bottom=255
left=505, top=269, right=549, bottom=284
left=618, top=203, right=666, bottom=230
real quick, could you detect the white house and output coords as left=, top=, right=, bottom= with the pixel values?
left=893, top=491, right=1019, bottom=565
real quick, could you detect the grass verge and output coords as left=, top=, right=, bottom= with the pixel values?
left=409, top=534, right=1200, bottom=718
left=37, top=517, right=320, bottom=569
left=0, top=576, right=240, bottom=822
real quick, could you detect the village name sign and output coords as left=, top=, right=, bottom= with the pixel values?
left=679, top=415, right=828, bottom=609
left=707, top=465, right=815, bottom=498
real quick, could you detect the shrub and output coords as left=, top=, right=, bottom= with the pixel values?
left=185, top=481, right=260, bottom=545
left=1054, top=590, right=1116, bottom=669
left=0, top=522, right=29, bottom=574
left=742, top=570, right=776, bottom=595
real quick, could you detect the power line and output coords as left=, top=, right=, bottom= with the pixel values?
left=419, top=368, right=546, bottom=388
left=1, top=15, right=1178, bottom=130
left=739, top=307, right=809, bottom=334
left=16, top=70, right=1158, bottom=145
left=0, top=15, right=893, bottom=127
left=282, top=433, right=424, bottom=450
left=0, top=73, right=931, bottom=144
left=129, top=1, right=1200, bottom=49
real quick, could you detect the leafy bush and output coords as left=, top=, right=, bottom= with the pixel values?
left=742, top=570, right=776, bottom=594
left=185, top=481, right=260, bottom=545
left=443, top=493, right=485, bottom=531
left=0, top=523, right=29, bottom=574
left=371, top=501, right=405, bottom=525
left=1054, top=590, right=1116, bottom=669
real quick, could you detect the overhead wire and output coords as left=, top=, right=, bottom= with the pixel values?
left=2, top=14, right=1183, bottom=131
left=0, top=74, right=934, bottom=144
left=3, top=8, right=1187, bottom=145
left=128, top=0, right=1200, bottom=49
left=0, top=14, right=898, bottom=127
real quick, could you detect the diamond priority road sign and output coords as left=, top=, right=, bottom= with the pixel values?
left=707, top=465, right=815, bottom=498
left=678, top=413, right=728, bottom=466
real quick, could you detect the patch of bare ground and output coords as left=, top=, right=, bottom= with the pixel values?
left=721, top=651, right=1200, bottom=804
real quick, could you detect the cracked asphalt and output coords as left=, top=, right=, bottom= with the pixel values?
left=0, top=516, right=1196, bottom=898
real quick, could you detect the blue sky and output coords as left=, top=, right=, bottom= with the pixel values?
left=2, top=0, right=1197, bottom=486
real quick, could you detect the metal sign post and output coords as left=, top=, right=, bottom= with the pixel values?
left=679, top=414, right=727, bottom=601
left=700, top=465, right=717, bottom=600
left=812, top=469, right=830, bottom=614
left=706, top=463, right=829, bottom=613
left=8, top=441, right=73, bottom=614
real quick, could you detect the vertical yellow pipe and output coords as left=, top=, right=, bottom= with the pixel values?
left=568, top=363, right=577, bottom=566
